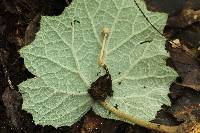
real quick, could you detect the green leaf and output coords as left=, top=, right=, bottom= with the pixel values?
left=19, top=0, right=177, bottom=127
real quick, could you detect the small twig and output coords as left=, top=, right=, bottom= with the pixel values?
left=99, top=101, right=178, bottom=133
left=175, top=82, right=200, bottom=91
left=2, top=64, right=15, bottom=90
left=0, top=49, right=14, bottom=90
left=133, top=0, right=182, bottom=51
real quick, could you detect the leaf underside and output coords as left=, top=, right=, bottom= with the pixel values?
left=19, top=0, right=177, bottom=127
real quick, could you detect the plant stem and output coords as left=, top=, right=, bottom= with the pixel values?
left=98, top=27, right=110, bottom=67
left=99, top=101, right=178, bottom=133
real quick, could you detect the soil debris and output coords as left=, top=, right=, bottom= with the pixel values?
left=88, top=72, right=113, bottom=101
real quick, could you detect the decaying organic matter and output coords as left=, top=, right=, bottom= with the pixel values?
left=88, top=72, right=113, bottom=101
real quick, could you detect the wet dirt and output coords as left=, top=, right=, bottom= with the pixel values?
left=0, top=0, right=200, bottom=133
left=88, top=72, right=113, bottom=101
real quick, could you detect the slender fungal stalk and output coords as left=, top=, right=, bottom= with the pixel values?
left=98, top=27, right=110, bottom=67
left=99, top=101, right=178, bottom=133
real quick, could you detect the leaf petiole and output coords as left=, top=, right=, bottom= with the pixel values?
left=99, top=101, right=178, bottom=133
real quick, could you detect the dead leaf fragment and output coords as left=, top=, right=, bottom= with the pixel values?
left=81, top=113, right=103, bottom=133
left=177, top=69, right=200, bottom=91
left=176, top=122, right=200, bottom=133
left=170, top=88, right=200, bottom=123
left=2, top=87, right=22, bottom=129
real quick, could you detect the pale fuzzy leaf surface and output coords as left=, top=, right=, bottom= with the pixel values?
left=19, top=0, right=177, bottom=127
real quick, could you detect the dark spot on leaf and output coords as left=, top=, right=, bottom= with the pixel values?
left=118, top=72, right=121, bottom=75
left=103, top=65, right=108, bottom=72
left=143, top=86, right=146, bottom=88
left=96, top=71, right=101, bottom=76
left=114, top=104, right=118, bottom=109
left=118, top=82, right=121, bottom=85
left=140, top=39, right=153, bottom=44
left=108, top=111, right=111, bottom=115
left=88, top=71, right=113, bottom=101
left=74, top=20, right=80, bottom=24
left=162, top=57, right=167, bottom=61
left=71, top=20, right=80, bottom=26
